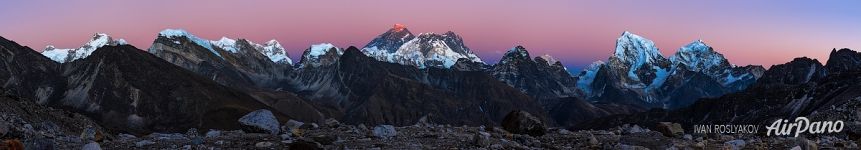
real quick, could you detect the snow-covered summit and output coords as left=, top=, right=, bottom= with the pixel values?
left=670, top=39, right=731, bottom=75
left=539, top=54, right=560, bottom=66
left=363, top=24, right=416, bottom=56
left=610, top=31, right=671, bottom=85
left=211, top=37, right=239, bottom=53
left=392, top=32, right=484, bottom=69
left=40, top=33, right=126, bottom=63
left=299, top=43, right=342, bottom=68
left=362, top=25, right=483, bottom=69
left=613, top=31, right=665, bottom=67
left=257, top=40, right=292, bottom=65
left=157, top=29, right=221, bottom=58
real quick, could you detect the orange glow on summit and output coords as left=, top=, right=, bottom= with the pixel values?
left=393, top=24, right=406, bottom=32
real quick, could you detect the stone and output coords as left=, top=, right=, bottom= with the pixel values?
left=372, top=125, right=397, bottom=139
left=238, top=109, right=281, bottom=135
left=94, top=130, right=104, bottom=142
left=558, top=129, right=572, bottom=135
left=291, top=128, right=305, bottom=137
left=81, top=127, right=97, bottom=142
left=588, top=134, right=600, bottom=146
left=724, top=139, right=746, bottom=150
left=205, top=130, right=221, bottom=138
left=118, top=134, right=137, bottom=140
left=683, top=134, right=693, bottom=140
left=324, top=118, right=340, bottom=128
left=415, top=115, right=432, bottom=127
left=82, top=142, right=102, bottom=150
left=790, top=146, right=802, bottom=150
left=22, top=124, right=33, bottom=133
left=2, top=139, right=24, bottom=150
left=473, top=131, right=492, bottom=147
left=622, top=124, right=646, bottom=134
left=284, top=120, right=304, bottom=130
left=501, top=110, right=546, bottom=136
left=357, top=124, right=369, bottom=133
left=655, top=122, right=684, bottom=137
left=300, top=123, right=320, bottom=129
left=136, top=140, right=155, bottom=148
left=796, top=137, right=817, bottom=150
left=255, top=141, right=274, bottom=148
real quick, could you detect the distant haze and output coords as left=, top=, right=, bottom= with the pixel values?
left=1, top=0, right=859, bottom=71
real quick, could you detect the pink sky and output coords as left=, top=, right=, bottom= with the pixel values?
left=1, top=0, right=859, bottom=70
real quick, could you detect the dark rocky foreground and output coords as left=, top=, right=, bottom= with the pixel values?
left=32, top=123, right=861, bottom=149
left=2, top=99, right=857, bottom=149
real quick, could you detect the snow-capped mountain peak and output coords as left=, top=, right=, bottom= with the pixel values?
left=678, top=39, right=710, bottom=53
left=506, top=46, right=530, bottom=58
left=362, top=25, right=483, bottom=69
left=613, top=31, right=664, bottom=65
left=211, top=37, right=239, bottom=53
left=539, top=54, right=559, bottom=66
left=394, top=32, right=484, bottom=68
left=40, top=33, right=125, bottom=63
left=670, top=39, right=731, bottom=75
left=157, top=29, right=221, bottom=59
left=299, top=43, right=342, bottom=68
left=393, top=23, right=407, bottom=32
left=256, top=39, right=292, bottom=65
left=610, top=31, right=670, bottom=86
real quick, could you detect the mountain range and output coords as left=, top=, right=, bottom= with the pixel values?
left=576, top=48, right=861, bottom=136
left=0, top=24, right=847, bottom=134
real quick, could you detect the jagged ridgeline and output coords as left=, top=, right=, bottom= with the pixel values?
left=2, top=25, right=772, bottom=134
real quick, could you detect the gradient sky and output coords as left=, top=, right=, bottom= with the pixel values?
left=1, top=0, right=859, bottom=71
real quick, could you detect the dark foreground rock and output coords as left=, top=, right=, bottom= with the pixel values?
left=501, top=110, right=546, bottom=136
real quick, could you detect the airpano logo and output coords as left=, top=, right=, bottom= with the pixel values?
left=766, top=117, right=844, bottom=137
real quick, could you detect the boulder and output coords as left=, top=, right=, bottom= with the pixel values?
left=284, top=120, right=304, bottom=130
left=2, top=139, right=24, bottom=150
left=238, top=109, right=281, bottom=135
left=81, top=127, right=97, bottom=142
left=324, top=118, right=340, bottom=128
left=501, top=110, right=546, bottom=136
left=724, top=139, right=746, bottom=150
left=655, top=122, right=684, bottom=137
left=372, top=125, right=397, bottom=139
left=205, top=130, right=221, bottom=138
left=300, top=123, right=319, bottom=129
left=414, top=115, right=433, bottom=127
left=82, top=142, right=102, bottom=150
left=795, top=137, right=817, bottom=150
left=473, top=131, right=492, bottom=147
left=118, top=134, right=137, bottom=140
